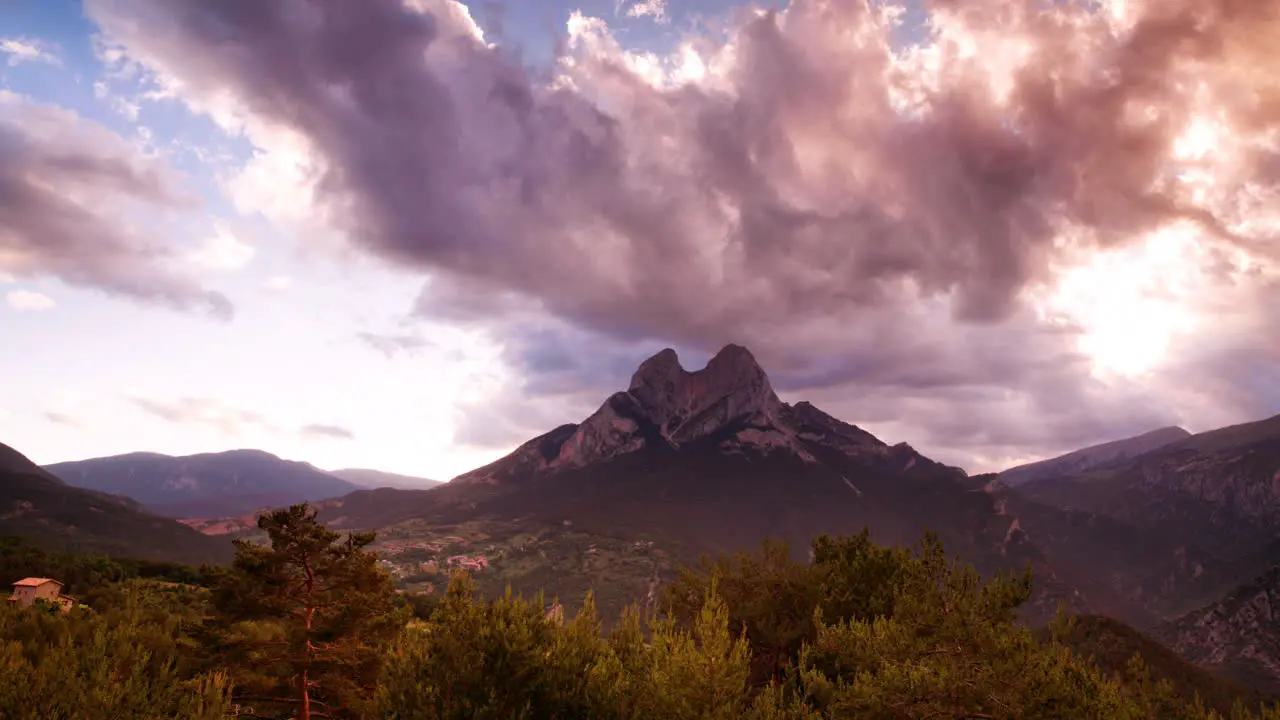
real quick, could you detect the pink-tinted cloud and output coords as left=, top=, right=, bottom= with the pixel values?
left=0, top=92, right=233, bottom=318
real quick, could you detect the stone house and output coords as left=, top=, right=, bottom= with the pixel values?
left=8, top=578, right=74, bottom=610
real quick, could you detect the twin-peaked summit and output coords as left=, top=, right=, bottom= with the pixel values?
left=454, top=344, right=955, bottom=485
left=626, top=344, right=786, bottom=445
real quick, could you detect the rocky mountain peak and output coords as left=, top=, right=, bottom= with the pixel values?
left=628, top=348, right=682, bottom=391
left=626, top=344, right=783, bottom=443
left=453, top=344, right=968, bottom=486
left=704, top=343, right=763, bottom=376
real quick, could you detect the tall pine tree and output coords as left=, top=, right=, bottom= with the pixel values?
left=196, top=504, right=407, bottom=719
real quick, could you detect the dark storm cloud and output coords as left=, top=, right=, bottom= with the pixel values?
left=301, top=423, right=356, bottom=440
left=0, top=94, right=233, bottom=319
left=87, top=0, right=1280, bottom=464
left=85, top=0, right=1280, bottom=344
left=497, top=322, right=691, bottom=396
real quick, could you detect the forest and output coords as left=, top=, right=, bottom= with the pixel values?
left=2, top=504, right=1278, bottom=720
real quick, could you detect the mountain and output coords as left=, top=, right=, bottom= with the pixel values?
left=1154, top=566, right=1280, bottom=695
left=328, top=468, right=441, bottom=490
left=0, top=441, right=232, bottom=565
left=44, top=449, right=360, bottom=518
left=999, top=426, right=1192, bottom=486
left=995, top=415, right=1280, bottom=690
left=286, top=345, right=1092, bottom=623
left=1014, top=414, right=1280, bottom=597
left=165, top=346, right=1280, bottom=692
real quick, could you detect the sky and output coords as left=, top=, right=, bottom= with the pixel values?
left=0, top=0, right=1277, bottom=483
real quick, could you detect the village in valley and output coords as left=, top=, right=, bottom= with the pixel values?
left=365, top=518, right=674, bottom=615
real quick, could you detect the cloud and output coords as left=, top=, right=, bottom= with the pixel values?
left=301, top=423, right=356, bottom=440
left=5, top=290, right=55, bottom=311
left=0, top=91, right=234, bottom=319
left=43, top=389, right=96, bottom=432
left=622, top=0, right=668, bottom=24
left=44, top=411, right=80, bottom=427
left=131, top=396, right=272, bottom=435
left=357, top=331, right=434, bottom=358
left=86, top=0, right=1280, bottom=465
left=93, top=80, right=142, bottom=121
left=188, top=223, right=255, bottom=270
left=262, top=276, right=292, bottom=292
left=0, top=38, right=60, bottom=67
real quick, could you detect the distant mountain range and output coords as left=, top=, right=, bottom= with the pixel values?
left=328, top=468, right=440, bottom=490
left=43, top=450, right=360, bottom=518
left=40, top=452, right=442, bottom=519
left=999, top=426, right=1193, bottom=486
left=0, top=441, right=232, bottom=565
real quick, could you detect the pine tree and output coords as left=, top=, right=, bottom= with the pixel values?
left=197, top=504, right=408, bottom=719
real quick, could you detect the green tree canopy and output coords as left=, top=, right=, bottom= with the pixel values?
left=195, top=504, right=408, bottom=720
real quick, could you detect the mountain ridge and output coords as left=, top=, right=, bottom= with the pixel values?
left=45, top=449, right=359, bottom=518
left=328, top=468, right=440, bottom=490
left=999, top=426, right=1192, bottom=486
left=0, top=440, right=233, bottom=565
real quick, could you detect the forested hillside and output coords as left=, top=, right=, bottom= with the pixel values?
left=1, top=505, right=1277, bottom=720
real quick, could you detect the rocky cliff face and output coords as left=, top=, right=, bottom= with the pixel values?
left=1155, top=567, right=1280, bottom=694
left=453, top=344, right=953, bottom=485
left=627, top=345, right=787, bottom=443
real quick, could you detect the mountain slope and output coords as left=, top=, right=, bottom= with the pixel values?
left=1003, top=415, right=1280, bottom=690
left=1154, top=566, right=1280, bottom=695
left=1000, top=426, right=1192, bottom=486
left=1046, top=614, right=1276, bottom=714
left=328, top=468, right=440, bottom=490
left=0, top=441, right=233, bottom=565
left=1015, top=414, right=1280, bottom=585
left=45, top=449, right=360, bottom=518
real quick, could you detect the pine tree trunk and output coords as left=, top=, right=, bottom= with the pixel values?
left=299, top=668, right=311, bottom=720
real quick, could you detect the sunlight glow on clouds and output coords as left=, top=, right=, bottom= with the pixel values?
left=262, top=276, right=292, bottom=293
left=1037, top=227, right=1212, bottom=378
left=5, top=289, right=55, bottom=311
left=188, top=223, right=255, bottom=271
